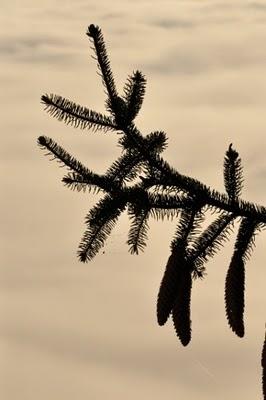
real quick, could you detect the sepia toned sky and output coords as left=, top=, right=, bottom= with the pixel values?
left=1, top=1, right=266, bottom=399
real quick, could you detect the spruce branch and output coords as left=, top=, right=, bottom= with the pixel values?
left=231, top=217, right=260, bottom=262
left=86, top=24, right=118, bottom=108
left=106, top=149, right=145, bottom=184
left=148, top=192, right=192, bottom=221
left=119, top=130, right=167, bottom=154
left=41, top=94, right=117, bottom=132
left=78, top=194, right=126, bottom=262
left=120, top=124, right=266, bottom=222
left=122, top=70, right=146, bottom=122
left=62, top=172, right=103, bottom=194
left=37, top=135, right=90, bottom=176
left=38, top=24, right=266, bottom=400
left=171, top=207, right=203, bottom=251
left=188, top=211, right=236, bottom=274
left=127, top=204, right=150, bottom=254
left=224, top=143, right=243, bottom=201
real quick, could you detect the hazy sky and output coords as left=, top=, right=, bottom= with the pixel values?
left=1, top=1, right=266, bottom=399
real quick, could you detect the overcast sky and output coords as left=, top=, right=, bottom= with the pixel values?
left=1, top=1, right=266, bottom=399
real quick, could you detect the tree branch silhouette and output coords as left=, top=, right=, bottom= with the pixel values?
left=37, top=24, right=265, bottom=399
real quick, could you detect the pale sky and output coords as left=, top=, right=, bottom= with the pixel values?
left=1, top=1, right=266, bottom=399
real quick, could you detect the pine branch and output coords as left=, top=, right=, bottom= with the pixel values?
left=41, top=94, right=117, bottom=132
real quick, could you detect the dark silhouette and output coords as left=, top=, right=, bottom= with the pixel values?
left=38, top=24, right=265, bottom=399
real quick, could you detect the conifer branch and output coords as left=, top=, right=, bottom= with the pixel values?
left=119, top=127, right=266, bottom=223
left=189, top=212, right=235, bottom=273
left=78, top=195, right=126, bottom=262
left=224, top=143, right=243, bottom=201
left=62, top=171, right=116, bottom=193
left=127, top=205, right=150, bottom=254
left=38, top=24, right=265, bottom=400
left=148, top=192, right=192, bottom=221
left=119, top=130, right=167, bottom=153
left=41, top=94, right=117, bottom=132
left=86, top=24, right=118, bottom=107
left=106, top=149, right=145, bottom=184
left=122, top=70, right=146, bottom=122
left=171, top=207, right=203, bottom=251
left=37, top=135, right=90, bottom=176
